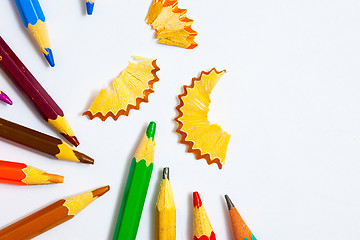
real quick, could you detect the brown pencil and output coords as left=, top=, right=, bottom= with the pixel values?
left=0, top=185, right=110, bottom=240
left=0, top=117, right=93, bottom=164
left=224, top=195, right=257, bottom=240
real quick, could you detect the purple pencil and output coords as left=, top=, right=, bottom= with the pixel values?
left=0, top=90, right=12, bottom=105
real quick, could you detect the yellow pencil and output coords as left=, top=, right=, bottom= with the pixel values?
left=156, top=167, right=176, bottom=240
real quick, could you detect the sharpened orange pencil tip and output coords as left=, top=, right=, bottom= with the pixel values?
left=92, top=185, right=110, bottom=198
left=43, top=173, right=64, bottom=183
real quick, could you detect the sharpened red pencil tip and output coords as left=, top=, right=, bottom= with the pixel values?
left=62, top=134, right=80, bottom=147
left=193, top=191, right=202, bottom=208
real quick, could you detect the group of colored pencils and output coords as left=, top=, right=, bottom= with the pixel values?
left=0, top=2, right=109, bottom=238
left=0, top=0, right=96, bottom=105
left=110, top=122, right=256, bottom=240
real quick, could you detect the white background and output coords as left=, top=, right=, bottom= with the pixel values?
left=1, top=0, right=360, bottom=239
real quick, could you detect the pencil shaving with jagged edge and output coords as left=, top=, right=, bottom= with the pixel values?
left=175, top=68, right=231, bottom=169
left=146, top=0, right=198, bottom=49
left=83, top=56, right=160, bottom=121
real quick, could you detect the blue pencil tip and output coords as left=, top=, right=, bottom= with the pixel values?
left=86, top=2, right=95, bottom=15
left=44, top=48, right=55, bottom=67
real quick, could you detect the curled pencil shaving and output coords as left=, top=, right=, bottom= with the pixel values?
left=175, top=68, right=230, bottom=169
left=83, top=56, right=160, bottom=121
left=146, top=0, right=198, bottom=49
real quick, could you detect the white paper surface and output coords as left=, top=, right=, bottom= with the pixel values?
left=1, top=0, right=360, bottom=239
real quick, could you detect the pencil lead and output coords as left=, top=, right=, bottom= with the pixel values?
left=92, top=185, right=110, bottom=198
left=86, top=1, right=95, bottom=15
left=146, top=121, right=156, bottom=140
left=43, top=173, right=64, bottom=184
left=163, top=167, right=169, bottom=180
left=193, top=191, right=202, bottom=208
left=0, top=91, right=12, bottom=105
left=73, top=150, right=94, bottom=164
left=44, top=48, right=55, bottom=67
left=62, top=134, right=80, bottom=147
left=224, top=194, right=235, bottom=210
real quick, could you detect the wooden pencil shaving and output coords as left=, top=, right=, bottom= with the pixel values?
left=83, top=56, right=160, bottom=121
left=175, top=68, right=231, bottom=169
left=146, top=0, right=198, bottom=49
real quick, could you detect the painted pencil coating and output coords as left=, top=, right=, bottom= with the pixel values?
left=14, top=0, right=55, bottom=67
left=113, top=122, right=156, bottom=240
left=0, top=90, right=12, bottom=105
left=0, top=160, right=63, bottom=185
left=224, top=195, right=256, bottom=240
left=0, top=37, right=78, bottom=146
left=193, top=192, right=216, bottom=240
left=156, top=167, right=176, bottom=240
left=0, top=118, right=93, bottom=164
left=0, top=186, right=110, bottom=240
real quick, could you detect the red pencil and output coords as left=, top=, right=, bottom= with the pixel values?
left=193, top=192, right=216, bottom=240
left=0, top=36, right=79, bottom=146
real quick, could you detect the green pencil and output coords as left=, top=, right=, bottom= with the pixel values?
left=113, top=121, right=156, bottom=240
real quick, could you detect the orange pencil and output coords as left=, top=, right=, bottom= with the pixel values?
left=0, top=160, right=63, bottom=185
left=193, top=192, right=216, bottom=240
left=0, top=186, right=109, bottom=240
left=224, top=195, right=256, bottom=240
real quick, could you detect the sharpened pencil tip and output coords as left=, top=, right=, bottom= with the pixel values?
left=62, top=134, right=80, bottom=147
left=224, top=195, right=235, bottom=210
left=193, top=191, right=202, bottom=208
left=86, top=2, right=95, bottom=15
left=43, top=173, right=64, bottom=184
left=0, top=91, right=13, bottom=105
left=146, top=121, right=156, bottom=140
left=163, top=167, right=169, bottom=180
left=44, top=48, right=55, bottom=67
left=73, top=150, right=94, bottom=164
left=92, top=185, right=110, bottom=197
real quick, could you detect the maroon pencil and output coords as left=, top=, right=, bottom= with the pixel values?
left=0, top=36, right=79, bottom=146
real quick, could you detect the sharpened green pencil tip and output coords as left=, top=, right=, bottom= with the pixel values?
left=146, top=121, right=156, bottom=140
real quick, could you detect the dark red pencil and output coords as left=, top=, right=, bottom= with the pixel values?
left=0, top=36, right=79, bottom=146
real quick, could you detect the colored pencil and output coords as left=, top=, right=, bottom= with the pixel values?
left=156, top=167, right=176, bottom=240
left=193, top=192, right=216, bottom=240
left=14, top=0, right=55, bottom=67
left=0, top=90, right=12, bottom=105
left=0, top=36, right=79, bottom=146
left=0, top=118, right=93, bottom=164
left=224, top=195, right=257, bottom=240
left=0, top=160, right=63, bottom=185
left=0, top=185, right=109, bottom=240
left=86, top=0, right=95, bottom=15
left=113, top=121, right=156, bottom=240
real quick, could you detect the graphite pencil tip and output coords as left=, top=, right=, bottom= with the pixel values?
left=43, top=173, right=64, bottom=184
left=44, top=48, right=55, bottom=67
left=193, top=191, right=202, bottom=208
left=92, top=185, right=110, bottom=197
left=86, top=2, right=95, bottom=15
left=73, top=150, right=94, bottom=164
left=146, top=121, right=156, bottom=140
left=0, top=91, right=13, bottom=105
left=224, top=195, right=235, bottom=210
left=62, top=134, right=80, bottom=147
left=163, top=167, right=169, bottom=180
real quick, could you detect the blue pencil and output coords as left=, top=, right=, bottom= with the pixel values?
left=86, top=0, right=95, bottom=15
left=14, top=0, right=55, bottom=67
